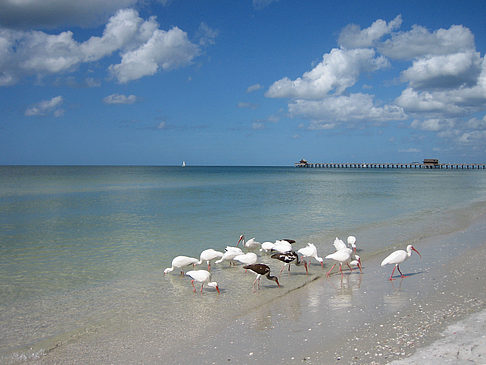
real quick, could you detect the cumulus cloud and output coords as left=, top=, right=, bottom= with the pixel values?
left=289, top=93, right=406, bottom=124
left=103, top=93, right=137, bottom=104
left=25, top=95, right=63, bottom=116
left=109, top=26, right=199, bottom=83
left=401, top=51, right=482, bottom=90
left=0, top=9, right=203, bottom=85
left=266, top=48, right=388, bottom=99
left=379, top=24, right=475, bottom=60
left=0, top=0, right=136, bottom=29
left=338, top=15, right=402, bottom=49
left=266, top=15, right=486, bottom=144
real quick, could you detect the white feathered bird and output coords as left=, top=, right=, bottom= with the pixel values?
left=381, top=245, right=421, bottom=280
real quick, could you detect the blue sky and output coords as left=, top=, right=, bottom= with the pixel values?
left=1, top=0, right=485, bottom=165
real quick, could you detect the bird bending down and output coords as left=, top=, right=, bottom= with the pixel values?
left=349, top=254, right=362, bottom=273
left=164, top=256, right=199, bottom=275
left=381, top=245, right=421, bottom=280
left=325, top=248, right=353, bottom=277
left=271, top=251, right=302, bottom=274
left=198, top=249, right=224, bottom=271
left=271, top=240, right=293, bottom=253
left=260, top=241, right=276, bottom=252
left=347, top=236, right=357, bottom=253
left=233, top=252, right=258, bottom=271
left=215, top=246, right=244, bottom=266
left=186, top=270, right=220, bottom=294
left=243, top=264, right=280, bottom=290
left=297, top=243, right=324, bottom=274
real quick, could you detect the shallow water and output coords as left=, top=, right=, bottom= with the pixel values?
left=1, top=166, right=486, bottom=362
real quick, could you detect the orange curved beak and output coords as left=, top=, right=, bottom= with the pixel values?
left=216, top=285, right=220, bottom=294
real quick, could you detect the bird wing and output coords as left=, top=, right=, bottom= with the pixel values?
left=381, top=250, right=406, bottom=266
left=333, top=237, right=347, bottom=251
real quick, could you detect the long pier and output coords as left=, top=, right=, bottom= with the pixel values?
left=295, top=162, right=486, bottom=169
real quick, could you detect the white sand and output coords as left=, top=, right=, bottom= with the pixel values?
left=389, top=309, right=486, bottom=364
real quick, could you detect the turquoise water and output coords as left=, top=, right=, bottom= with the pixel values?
left=1, top=166, right=486, bottom=361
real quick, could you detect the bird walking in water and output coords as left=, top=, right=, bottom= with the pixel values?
left=381, top=245, right=421, bottom=280
left=243, top=264, right=280, bottom=290
left=349, top=254, right=362, bottom=273
left=237, top=235, right=261, bottom=249
left=297, top=243, right=324, bottom=274
left=215, top=246, right=244, bottom=266
left=164, top=256, right=199, bottom=275
left=325, top=248, right=353, bottom=277
left=198, top=248, right=224, bottom=271
left=271, top=251, right=302, bottom=274
left=233, top=252, right=258, bottom=267
left=186, top=270, right=220, bottom=294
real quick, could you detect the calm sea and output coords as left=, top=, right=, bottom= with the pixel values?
left=1, top=166, right=486, bottom=362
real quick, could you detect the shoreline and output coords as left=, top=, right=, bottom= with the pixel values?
left=22, top=209, right=486, bottom=364
left=161, top=213, right=486, bottom=365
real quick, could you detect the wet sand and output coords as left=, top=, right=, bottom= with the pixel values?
left=28, top=213, right=486, bottom=364
left=164, top=214, right=486, bottom=365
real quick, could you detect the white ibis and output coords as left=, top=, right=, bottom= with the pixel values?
left=333, top=237, right=352, bottom=253
left=164, top=256, right=199, bottom=275
left=198, top=249, right=224, bottom=271
left=325, top=248, right=353, bottom=277
left=215, top=246, right=244, bottom=266
left=260, top=241, right=276, bottom=252
left=271, top=251, right=302, bottom=274
left=271, top=240, right=293, bottom=253
left=381, top=245, right=421, bottom=280
left=347, top=236, right=357, bottom=253
left=297, top=243, right=324, bottom=274
left=349, top=254, right=362, bottom=273
left=243, top=264, right=280, bottom=290
left=233, top=252, right=258, bottom=267
left=238, top=235, right=261, bottom=249
left=186, top=270, right=220, bottom=294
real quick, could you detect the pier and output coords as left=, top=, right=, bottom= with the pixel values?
left=295, top=159, right=486, bottom=170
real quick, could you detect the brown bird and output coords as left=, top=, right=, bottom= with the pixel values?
left=243, top=264, right=280, bottom=290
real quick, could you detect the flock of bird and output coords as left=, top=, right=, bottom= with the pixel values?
left=164, top=234, right=422, bottom=294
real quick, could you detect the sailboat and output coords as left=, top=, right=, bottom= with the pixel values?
left=182, top=161, right=186, bottom=167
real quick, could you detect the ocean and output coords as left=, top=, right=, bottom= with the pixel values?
left=1, top=165, right=486, bottom=363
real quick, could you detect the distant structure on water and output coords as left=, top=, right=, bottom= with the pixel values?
left=295, top=158, right=486, bottom=170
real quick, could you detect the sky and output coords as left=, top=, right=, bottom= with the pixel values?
left=1, top=0, right=486, bottom=165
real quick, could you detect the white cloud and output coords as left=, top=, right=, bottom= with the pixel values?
left=103, top=93, right=137, bottom=104
left=338, top=15, right=402, bottom=49
left=247, top=83, right=262, bottom=93
left=0, top=0, right=136, bottom=29
left=157, top=121, right=167, bottom=129
left=197, top=22, right=218, bottom=46
left=288, top=93, right=406, bottom=124
left=266, top=48, right=388, bottom=99
left=237, top=102, right=258, bottom=109
left=399, top=148, right=420, bottom=153
left=401, top=51, right=482, bottom=90
left=252, top=122, right=265, bottom=129
left=0, top=9, right=203, bottom=85
left=109, top=26, right=200, bottom=83
left=411, top=118, right=454, bottom=131
left=25, top=95, right=63, bottom=116
left=253, top=0, right=279, bottom=10
left=379, top=24, right=475, bottom=60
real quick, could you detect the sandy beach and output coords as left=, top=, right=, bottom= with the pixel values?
left=161, top=213, right=486, bottom=365
left=27, top=210, right=486, bottom=365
